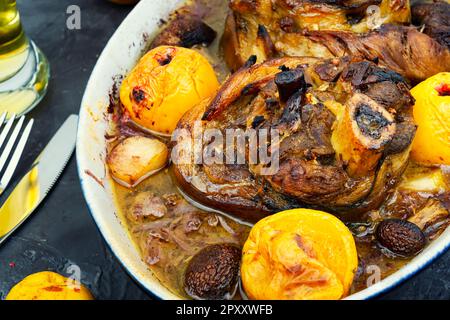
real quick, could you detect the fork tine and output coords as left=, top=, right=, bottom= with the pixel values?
left=0, top=119, right=34, bottom=193
left=0, top=115, right=25, bottom=173
left=0, top=113, right=7, bottom=127
left=0, top=114, right=16, bottom=151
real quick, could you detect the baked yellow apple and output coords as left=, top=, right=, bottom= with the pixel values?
left=411, top=72, right=450, bottom=165
left=6, top=271, right=94, bottom=300
left=120, top=46, right=219, bottom=135
left=241, top=209, right=358, bottom=300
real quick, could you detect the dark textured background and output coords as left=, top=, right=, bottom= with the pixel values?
left=0, top=0, right=448, bottom=300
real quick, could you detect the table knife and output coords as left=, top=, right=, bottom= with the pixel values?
left=0, top=115, right=78, bottom=244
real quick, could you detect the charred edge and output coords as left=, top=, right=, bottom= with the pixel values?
left=155, top=51, right=174, bottom=66
left=275, top=68, right=306, bottom=102
left=243, top=55, right=257, bottom=69
left=346, top=12, right=365, bottom=25
left=354, top=104, right=391, bottom=140
left=279, top=92, right=303, bottom=126
left=108, top=75, right=123, bottom=114
left=345, top=62, right=405, bottom=87
left=201, top=111, right=210, bottom=121
left=251, top=115, right=265, bottom=128
left=180, top=20, right=217, bottom=48
left=265, top=98, right=279, bottom=110
left=132, top=87, right=146, bottom=103
left=257, top=24, right=269, bottom=39
left=370, top=69, right=405, bottom=84
left=151, top=18, right=217, bottom=49
left=107, top=95, right=115, bottom=114
left=242, top=82, right=261, bottom=96
left=257, top=24, right=276, bottom=56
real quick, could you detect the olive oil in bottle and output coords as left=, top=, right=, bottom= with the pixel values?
left=0, top=0, right=49, bottom=117
left=0, top=0, right=29, bottom=81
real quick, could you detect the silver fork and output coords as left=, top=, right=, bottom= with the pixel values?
left=0, top=113, right=34, bottom=196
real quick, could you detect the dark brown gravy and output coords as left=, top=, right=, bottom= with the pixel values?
left=109, top=0, right=450, bottom=299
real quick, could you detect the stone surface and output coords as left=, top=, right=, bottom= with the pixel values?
left=0, top=0, right=448, bottom=300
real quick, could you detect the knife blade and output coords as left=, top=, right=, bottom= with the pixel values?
left=0, top=114, right=78, bottom=244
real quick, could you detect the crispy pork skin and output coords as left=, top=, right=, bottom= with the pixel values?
left=298, top=24, right=450, bottom=84
left=222, top=0, right=450, bottom=82
left=173, top=57, right=416, bottom=222
left=228, top=0, right=410, bottom=33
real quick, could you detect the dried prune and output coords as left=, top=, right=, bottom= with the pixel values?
left=184, top=244, right=241, bottom=300
left=376, top=219, right=426, bottom=257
